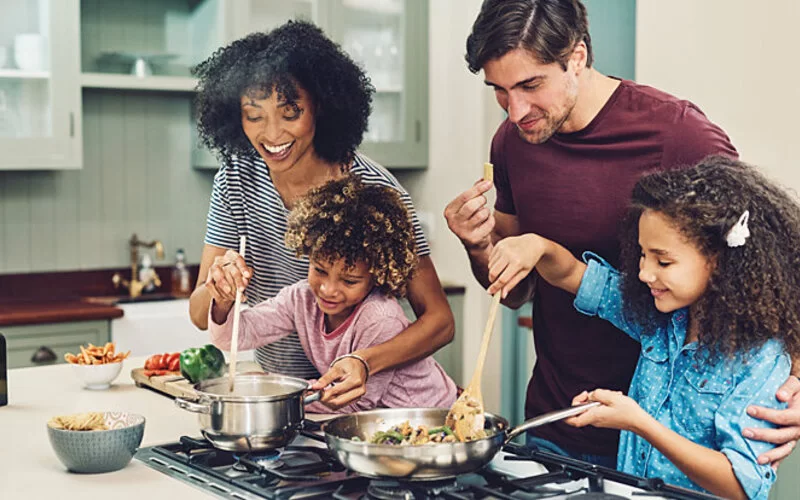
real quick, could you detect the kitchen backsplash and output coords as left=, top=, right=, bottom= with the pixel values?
left=0, top=90, right=215, bottom=273
left=0, top=90, right=426, bottom=274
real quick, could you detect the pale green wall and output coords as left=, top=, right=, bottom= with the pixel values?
left=0, top=90, right=215, bottom=273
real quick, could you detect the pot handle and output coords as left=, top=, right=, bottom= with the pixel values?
left=303, top=390, right=323, bottom=405
left=504, top=401, right=600, bottom=444
left=175, top=397, right=212, bottom=414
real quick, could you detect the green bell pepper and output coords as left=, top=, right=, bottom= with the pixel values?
left=180, top=344, right=226, bottom=383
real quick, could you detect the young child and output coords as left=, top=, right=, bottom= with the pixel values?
left=209, top=175, right=457, bottom=413
left=487, top=156, right=800, bottom=499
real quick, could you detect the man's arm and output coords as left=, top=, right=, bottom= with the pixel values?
left=443, top=180, right=533, bottom=309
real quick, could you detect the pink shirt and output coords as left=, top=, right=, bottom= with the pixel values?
left=209, top=280, right=457, bottom=413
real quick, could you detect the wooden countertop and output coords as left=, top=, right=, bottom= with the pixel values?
left=0, top=298, right=124, bottom=327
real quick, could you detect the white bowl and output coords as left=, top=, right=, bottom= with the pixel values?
left=72, top=362, right=123, bottom=390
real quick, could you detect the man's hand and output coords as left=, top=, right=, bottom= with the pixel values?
left=443, top=180, right=495, bottom=252
left=743, top=375, right=800, bottom=467
left=309, top=356, right=368, bottom=410
left=565, top=389, right=649, bottom=432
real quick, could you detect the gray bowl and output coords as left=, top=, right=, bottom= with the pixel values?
left=47, top=412, right=145, bottom=473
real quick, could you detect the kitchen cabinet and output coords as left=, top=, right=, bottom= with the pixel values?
left=0, top=0, right=82, bottom=170
left=2, top=319, right=110, bottom=369
left=7, top=0, right=427, bottom=170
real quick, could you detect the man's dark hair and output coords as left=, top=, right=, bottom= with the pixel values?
left=466, top=0, right=593, bottom=73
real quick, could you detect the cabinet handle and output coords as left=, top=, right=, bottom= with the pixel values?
left=69, top=112, right=75, bottom=138
left=31, top=346, right=57, bottom=364
left=415, top=120, right=421, bottom=142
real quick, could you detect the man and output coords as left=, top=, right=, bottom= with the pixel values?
left=445, top=0, right=800, bottom=467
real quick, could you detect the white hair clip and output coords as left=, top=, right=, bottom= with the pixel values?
left=725, top=210, right=750, bottom=248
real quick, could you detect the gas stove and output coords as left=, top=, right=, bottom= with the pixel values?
left=135, top=422, right=720, bottom=500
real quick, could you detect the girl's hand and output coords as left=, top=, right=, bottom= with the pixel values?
left=487, top=234, right=545, bottom=298
left=310, top=356, right=368, bottom=410
left=565, top=389, right=649, bottom=432
left=205, top=249, right=253, bottom=306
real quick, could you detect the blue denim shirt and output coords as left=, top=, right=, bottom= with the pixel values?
left=574, top=253, right=789, bottom=499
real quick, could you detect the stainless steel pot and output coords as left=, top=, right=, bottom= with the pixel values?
left=321, top=403, right=598, bottom=480
left=175, top=373, right=321, bottom=451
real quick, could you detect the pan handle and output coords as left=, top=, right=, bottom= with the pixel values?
left=303, top=390, right=323, bottom=405
left=175, top=397, right=211, bottom=414
left=504, top=401, right=600, bottom=443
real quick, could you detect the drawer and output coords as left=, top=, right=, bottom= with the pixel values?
left=2, top=320, right=110, bottom=369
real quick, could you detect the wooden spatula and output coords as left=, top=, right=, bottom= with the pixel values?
left=227, top=235, right=247, bottom=392
left=446, top=292, right=502, bottom=440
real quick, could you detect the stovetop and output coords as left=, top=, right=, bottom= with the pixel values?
left=135, top=422, right=720, bottom=500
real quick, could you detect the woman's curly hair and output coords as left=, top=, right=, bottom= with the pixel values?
left=193, top=20, right=374, bottom=165
left=618, top=155, right=800, bottom=361
left=285, top=175, right=418, bottom=298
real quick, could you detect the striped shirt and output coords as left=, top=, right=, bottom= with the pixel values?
left=205, top=151, right=430, bottom=378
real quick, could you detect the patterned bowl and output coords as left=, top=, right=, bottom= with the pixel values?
left=47, top=412, right=145, bottom=473
left=71, top=362, right=123, bottom=390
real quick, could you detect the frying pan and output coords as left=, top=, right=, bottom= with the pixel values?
left=321, top=403, right=598, bottom=480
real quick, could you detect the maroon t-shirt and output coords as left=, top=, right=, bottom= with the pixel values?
left=492, top=79, right=738, bottom=456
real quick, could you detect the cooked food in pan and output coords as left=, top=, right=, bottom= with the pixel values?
left=357, top=420, right=487, bottom=445
left=446, top=395, right=487, bottom=442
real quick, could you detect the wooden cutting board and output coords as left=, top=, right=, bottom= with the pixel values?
left=130, top=361, right=264, bottom=399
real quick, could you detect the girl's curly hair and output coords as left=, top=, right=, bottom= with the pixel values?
left=285, top=175, right=418, bottom=298
left=618, top=155, right=800, bottom=361
left=193, top=20, right=374, bottom=165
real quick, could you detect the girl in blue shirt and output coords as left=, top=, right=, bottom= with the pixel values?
left=487, top=156, right=800, bottom=499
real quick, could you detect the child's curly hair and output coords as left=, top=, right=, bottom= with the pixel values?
left=618, top=155, right=800, bottom=361
left=193, top=20, right=373, bottom=166
left=285, top=175, right=418, bottom=298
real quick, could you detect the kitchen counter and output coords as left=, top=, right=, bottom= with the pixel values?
left=0, top=298, right=123, bottom=326
left=2, top=356, right=317, bottom=498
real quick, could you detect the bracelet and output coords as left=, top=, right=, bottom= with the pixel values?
left=330, top=353, right=371, bottom=383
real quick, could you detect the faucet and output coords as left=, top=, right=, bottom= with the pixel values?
left=112, top=233, right=165, bottom=298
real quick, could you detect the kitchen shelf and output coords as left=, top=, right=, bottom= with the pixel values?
left=81, top=73, right=197, bottom=92
left=0, top=69, right=50, bottom=79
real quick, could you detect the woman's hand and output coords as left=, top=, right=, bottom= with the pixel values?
left=487, top=234, right=545, bottom=298
left=310, top=356, right=368, bottom=410
left=744, top=375, right=800, bottom=467
left=205, top=249, right=253, bottom=307
left=565, top=389, right=650, bottom=432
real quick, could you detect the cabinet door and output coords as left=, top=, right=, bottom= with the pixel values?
left=329, top=0, right=428, bottom=169
left=3, top=320, right=110, bottom=369
left=213, top=0, right=428, bottom=170
left=0, top=0, right=82, bottom=169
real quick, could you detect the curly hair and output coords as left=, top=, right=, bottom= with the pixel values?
left=193, top=20, right=374, bottom=165
left=284, top=175, right=418, bottom=298
left=618, top=155, right=800, bottom=361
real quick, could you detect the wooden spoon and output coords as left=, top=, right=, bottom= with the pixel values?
left=446, top=291, right=502, bottom=440
left=227, top=235, right=247, bottom=392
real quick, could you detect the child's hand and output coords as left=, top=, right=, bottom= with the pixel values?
left=565, top=389, right=649, bottom=432
left=487, top=234, right=545, bottom=298
left=310, top=355, right=369, bottom=410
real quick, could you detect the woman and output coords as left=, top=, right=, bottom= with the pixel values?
left=188, top=20, right=454, bottom=410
